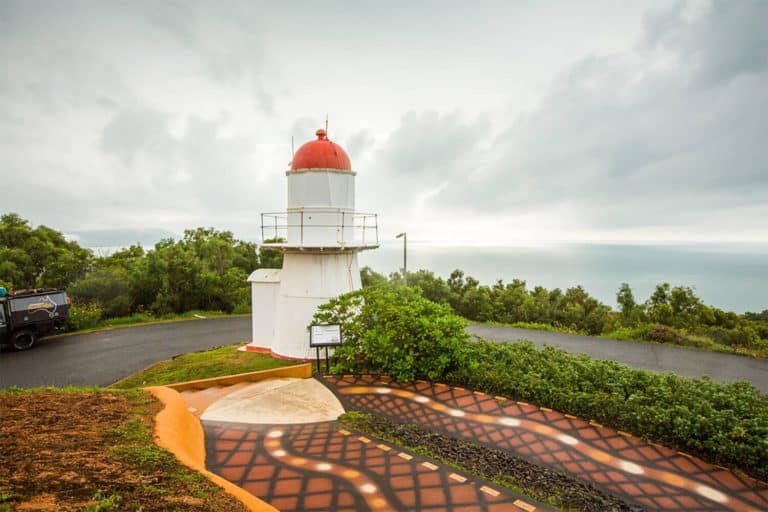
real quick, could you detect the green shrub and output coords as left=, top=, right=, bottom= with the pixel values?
left=68, top=269, right=132, bottom=318
left=703, top=325, right=760, bottom=348
left=232, top=300, right=251, bottom=315
left=645, top=324, right=687, bottom=344
left=67, top=302, right=104, bottom=331
left=602, top=324, right=649, bottom=341
left=444, top=340, right=768, bottom=480
left=313, top=284, right=473, bottom=381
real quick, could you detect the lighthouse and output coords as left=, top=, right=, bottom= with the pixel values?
left=245, top=128, right=379, bottom=359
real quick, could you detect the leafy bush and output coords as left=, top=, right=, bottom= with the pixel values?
left=67, top=303, right=104, bottom=331
left=232, top=300, right=251, bottom=315
left=444, top=340, right=768, bottom=480
left=69, top=269, right=132, bottom=318
left=645, top=324, right=687, bottom=344
left=313, top=285, right=472, bottom=381
left=702, top=325, right=760, bottom=348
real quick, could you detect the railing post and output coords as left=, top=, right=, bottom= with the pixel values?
left=300, top=211, right=304, bottom=245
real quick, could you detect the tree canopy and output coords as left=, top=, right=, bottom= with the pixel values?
left=0, top=213, right=91, bottom=289
left=1, top=213, right=282, bottom=323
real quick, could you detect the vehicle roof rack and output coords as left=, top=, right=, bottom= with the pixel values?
left=8, top=288, right=65, bottom=297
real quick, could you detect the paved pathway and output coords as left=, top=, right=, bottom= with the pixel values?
left=204, top=420, right=542, bottom=512
left=0, top=316, right=251, bottom=388
left=467, top=324, right=768, bottom=393
left=324, top=374, right=768, bottom=512
left=184, top=378, right=547, bottom=512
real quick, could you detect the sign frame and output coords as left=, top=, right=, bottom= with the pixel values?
left=309, top=323, right=343, bottom=348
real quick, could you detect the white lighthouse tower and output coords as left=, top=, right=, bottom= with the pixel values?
left=244, top=128, right=379, bottom=360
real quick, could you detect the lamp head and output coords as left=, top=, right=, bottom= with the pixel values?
left=396, top=232, right=405, bottom=239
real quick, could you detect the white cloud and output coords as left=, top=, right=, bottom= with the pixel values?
left=0, top=0, right=765, bottom=245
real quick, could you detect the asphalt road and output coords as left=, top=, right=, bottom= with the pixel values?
left=0, top=316, right=251, bottom=388
left=2, top=317, right=766, bottom=393
left=467, top=324, right=768, bottom=393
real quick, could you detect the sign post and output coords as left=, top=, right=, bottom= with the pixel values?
left=309, top=324, right=342, bottom=373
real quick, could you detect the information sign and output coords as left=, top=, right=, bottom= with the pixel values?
left=309, top=324, right=342, bottom=347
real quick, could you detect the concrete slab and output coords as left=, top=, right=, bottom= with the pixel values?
left=200, top=377, right=345, bottom=424
left=179, top=382, right=252, bottom=417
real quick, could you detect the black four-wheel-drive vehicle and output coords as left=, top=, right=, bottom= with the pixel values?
left=0, top=287, right=70, bottom=350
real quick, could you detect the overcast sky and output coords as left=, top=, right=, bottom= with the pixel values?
left=1, top=0, right=766, bottom=246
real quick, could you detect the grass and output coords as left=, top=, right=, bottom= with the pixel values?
left=109, top=344, right=296, bottom=389
left=477, top=320, right=581, bottom=334
left=81, top=491, right=123, bottom=512
left=1, top=385, right=107, bottom=395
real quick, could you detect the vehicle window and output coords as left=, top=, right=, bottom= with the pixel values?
left=9, top=293, right=67, bottom=312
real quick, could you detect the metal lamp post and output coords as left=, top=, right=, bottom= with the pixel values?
left=396, top=232, right=407, bottom=284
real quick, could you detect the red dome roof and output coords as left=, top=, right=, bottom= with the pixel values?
left=290, top=129, right=352, bottom=171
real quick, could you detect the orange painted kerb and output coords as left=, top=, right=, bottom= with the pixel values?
left=145, top=364, right=312, bottom=512
left=147, top=385, right=277, bottom=512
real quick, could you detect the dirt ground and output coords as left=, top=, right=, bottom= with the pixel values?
left=0, top=389, right=247, bottom=512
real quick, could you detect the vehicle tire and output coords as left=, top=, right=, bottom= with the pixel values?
left=12, top=331, right=36, bottom=351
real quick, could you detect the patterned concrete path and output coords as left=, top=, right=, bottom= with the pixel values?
left=188, top=379, right=547, bottom=512
left=323, top=374, right=768, bottom=512
left=204, top=419, right=545, bottom=511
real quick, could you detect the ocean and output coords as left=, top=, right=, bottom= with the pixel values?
left=358, top=242, right=768, bottom=314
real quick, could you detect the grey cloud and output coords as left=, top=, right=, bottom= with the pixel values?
left=420, top=0, right=768, bottom=232
left=290, top=117, right=323, bottom=143
left=142, top=1, right=266, bottom=83
left=642, top=0, right=768, bottom=87
left=355, top=111, right=491, bottom=219
left=1, top=0, right=280, bottom=237
left=100, top=107, right=173, bottom=165
left=376, top=111, right=490, bottom=179
left=345, top=131, right=375, bottom=161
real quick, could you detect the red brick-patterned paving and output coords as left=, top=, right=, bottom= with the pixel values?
left=323, top=374, right=768, bottom=512
left=204, top=419, right=546, bottom=511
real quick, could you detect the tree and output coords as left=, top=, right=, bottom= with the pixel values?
left=0, top=213, right=91, bottom=289
left=67, top=227, right=261, bottom=318
left=258, top=237, right=284, bottom=269
left=646, top=283, right=674, bottom=325
left=491, top=279, right=528, bottom=324
left=360, top=266, right=387, bottom=287
left=405, top=270, right=452, bottom=304
left=616, top=283, right=644, bottom=326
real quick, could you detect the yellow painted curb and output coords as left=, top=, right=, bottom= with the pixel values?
left=147, top=385, right=278, bottom=512
left=165, top=363, right=313, bottom=391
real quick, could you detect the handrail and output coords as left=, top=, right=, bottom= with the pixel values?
left=260, top=210, right=378, bottom=247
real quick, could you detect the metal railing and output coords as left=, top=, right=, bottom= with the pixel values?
left=261, top=210, right=379, bottom=247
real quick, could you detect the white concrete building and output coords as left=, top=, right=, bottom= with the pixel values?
left=244, top=128, right=379, bottom=359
